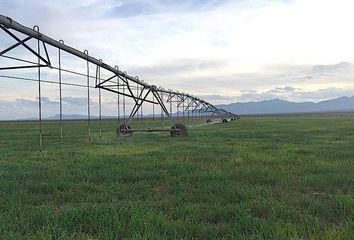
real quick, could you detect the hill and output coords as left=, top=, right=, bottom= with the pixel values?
left=217, top=96, right=354, bottom=115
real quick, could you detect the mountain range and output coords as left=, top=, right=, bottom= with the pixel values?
left=217, top=96, right=354, bottom=115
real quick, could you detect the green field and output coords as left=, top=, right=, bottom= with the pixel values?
left=0, top=116, right=354, bottom=239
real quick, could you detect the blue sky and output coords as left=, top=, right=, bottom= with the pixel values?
left=0, top=0, right=354, bottom=119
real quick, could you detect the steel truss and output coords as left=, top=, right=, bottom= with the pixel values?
left=0, top=15, right=239, bottom=150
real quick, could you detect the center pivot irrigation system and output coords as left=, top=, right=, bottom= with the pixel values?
left=0, top=15, right=239, bottom=150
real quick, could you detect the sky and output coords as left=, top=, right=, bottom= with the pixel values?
left=0, top=0, right=354, bottom=119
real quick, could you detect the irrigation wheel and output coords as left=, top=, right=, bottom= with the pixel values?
left=116, top=124, right=133, bottom=137
left=170, top=123, right=188, bottom=137
left=222, top=118, right=228, bottom=123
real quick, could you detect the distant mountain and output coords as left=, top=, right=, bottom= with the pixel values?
left=217, top=96, right=354, bottom=115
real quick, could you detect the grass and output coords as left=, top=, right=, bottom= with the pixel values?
left=0, top=116, right=354, bottom=239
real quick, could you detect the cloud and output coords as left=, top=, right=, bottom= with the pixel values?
left=196, top=94, right=236, bottom=101
left=14, top=98, right=38, bottom=107
left=106, top=1, right=156, bottom=18
left=312, top=62, right=353, bottom=74
left=41, top=97, right=59, bottom=105
left=271, top=62, right=354, bottom=84
left=103, top=0, right=238, bottom=18
left=130, top=58, right=227, bottom=78
left=239, top=89, right=284, bottom=102
left=62, top=97, right=91, bottom=106
left=268, top=86, right=300, bottom=93
left=194, top=94, right=237, bottom=104
left=239, top=86, right=354, bottom=103
left=295, top=88, right=354, bottom=101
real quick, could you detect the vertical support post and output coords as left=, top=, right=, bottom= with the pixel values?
left=195, top=103, right=201, bottom=120
left=140, top=88, right=143, bottom=122
left=176, top=95, right=179, bottom=121
left=136, top=82, right=139, bottom=124
left=123, top=79, right=126, bottom=123
left=59, top=40, right=63, bottom=144
left=84, top=50, right=91, bottom=142
left=187, top=98, right=190, bottom=121
left=34, top=25, right=42, bottom=152
left=169, top=94, right=172, bottom=123
left=115, top=66, right=120, bottom=125
left=160, top=92, right=163, bottom=127
left=191, top=102, right=194, bottom=120
left=152, top=92, right=155, bottom=127
left=182, top=96, right=185, bottom=122
left=98, top=62, right=102, bottom=141
left=99, top=88, right=102, bottom=141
